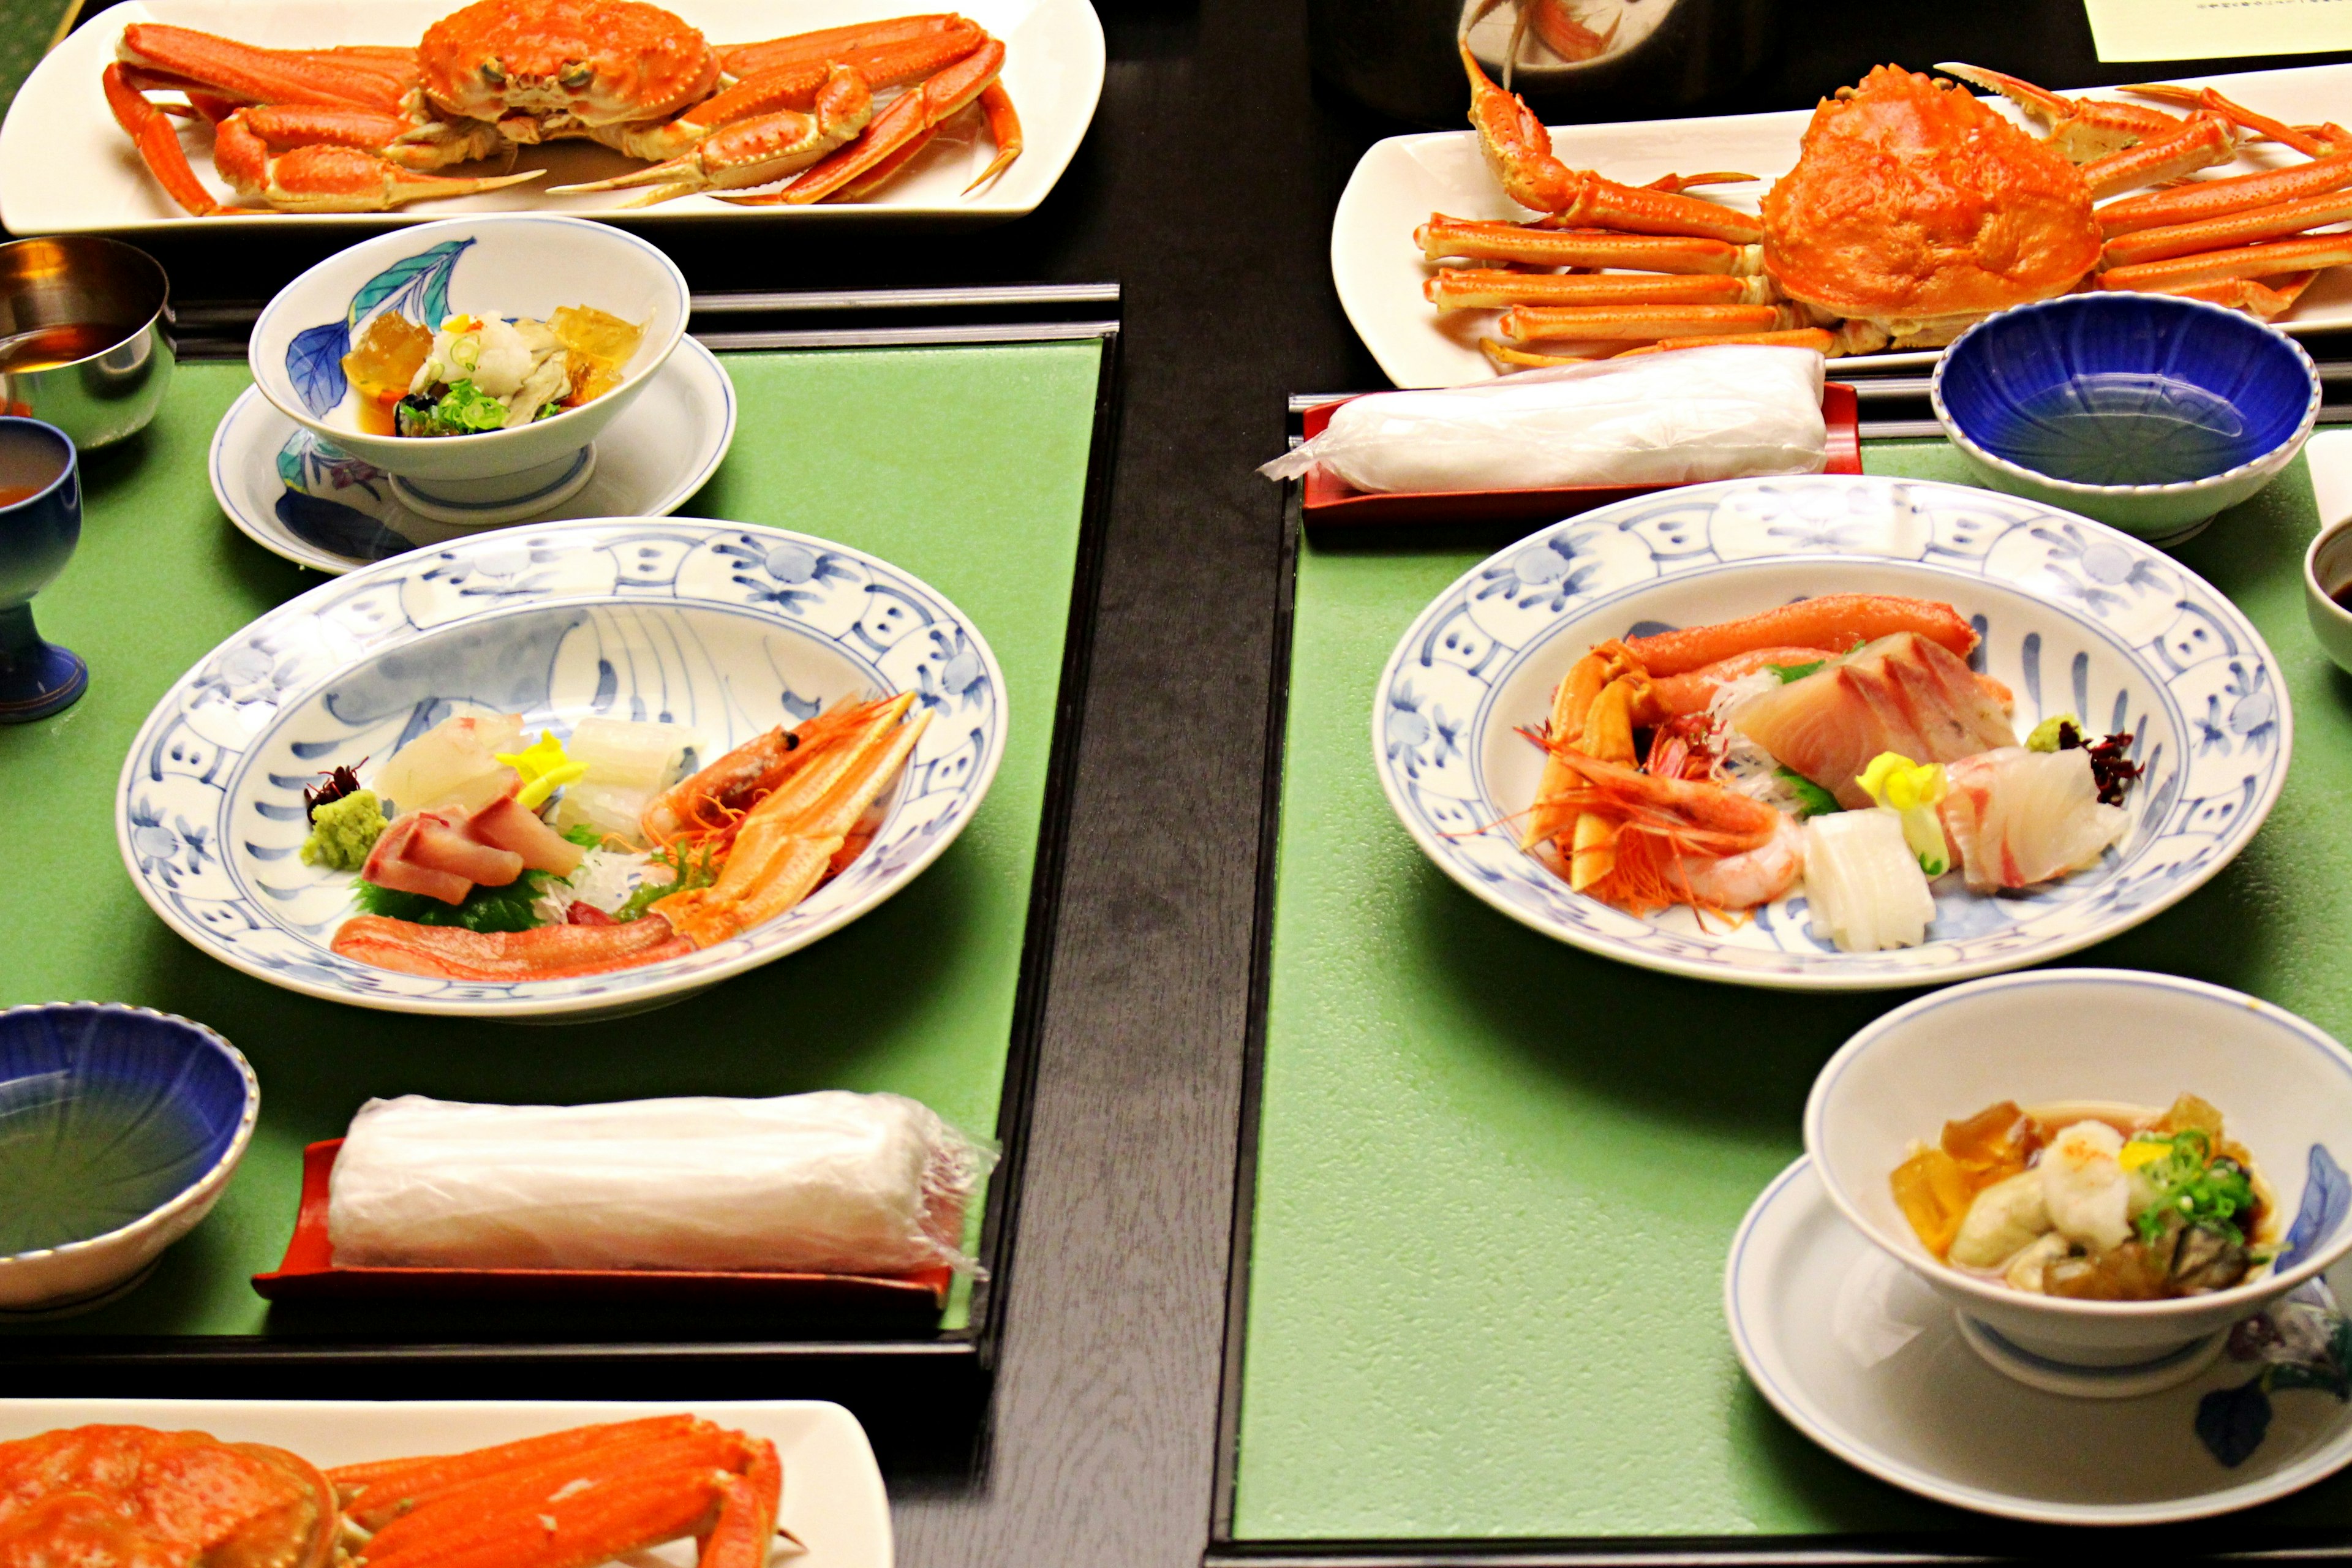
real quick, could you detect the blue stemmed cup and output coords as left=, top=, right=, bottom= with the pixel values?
left=0, top=417, right=83, bottom=722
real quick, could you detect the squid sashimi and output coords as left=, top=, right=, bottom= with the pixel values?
left=1732, top=631, right=2016, bottom=809
left=1623, top=593, right=1976, bottom=676
left=1936, top=747, right=2130, bottom=892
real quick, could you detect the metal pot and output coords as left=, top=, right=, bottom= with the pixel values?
left=1311, top=0, right=1784, bottom=129
left=0, top=236, right=174, bottom=451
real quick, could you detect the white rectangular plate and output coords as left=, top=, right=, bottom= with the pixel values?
left=1, top=0, right=1102, bottom=233
left=1332, top=61, right=2352, bottom=388
left=0, top=1398, right=891, bottom=1568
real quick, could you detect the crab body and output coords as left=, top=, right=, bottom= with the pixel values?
left=1761, top=65, right=2103, bottom=347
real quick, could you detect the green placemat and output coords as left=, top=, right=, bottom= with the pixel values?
left=0, top=0, right=72, bottom=124
left=1231, top=447, right=2352, bottom=1539
left=0, top=340, right=1102, bottom=1340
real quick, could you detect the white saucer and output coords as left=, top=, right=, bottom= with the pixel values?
left=210, top=336, right=736, bottom=574
left=1725, top=1157, right=2352, bottom=1525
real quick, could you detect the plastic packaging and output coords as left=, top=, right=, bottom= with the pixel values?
left=1261, top=345, right=1829, bottom=493
left=326, top=1091, right=996, bottom=1276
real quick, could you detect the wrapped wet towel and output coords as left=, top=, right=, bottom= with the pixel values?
left=1262, top=345, right=1828, bottom=493
left=326, top=1091, right=994, bottom=1276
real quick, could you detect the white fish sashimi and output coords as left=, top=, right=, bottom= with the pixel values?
left=1732, top=632, right=2018, bottom=809
left=1937, top=746, right=2130, bottom=893
left=1801, top=808, right=1936, bottom=952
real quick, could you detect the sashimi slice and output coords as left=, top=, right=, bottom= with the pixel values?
left=1623, top=594, right=1977, bottom=676
left=466, top=793, right=585, bottom=875
left=1937, top=747, right=2130, bottom=892
left=1733, top=631, right=2017, bottom=808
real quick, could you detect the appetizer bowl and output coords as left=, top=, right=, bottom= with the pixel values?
left=0, top=1002, right=258, bottom=1313
left=1806, top=970, right=2352, bottom=1397
left=116, top=518, right=1005, bottom=1020
left=247, top=216, right=690, bottom=527
left=1932, top=293, right=2320, bottom=547
left=1373, top=474, right=2289, bottom=990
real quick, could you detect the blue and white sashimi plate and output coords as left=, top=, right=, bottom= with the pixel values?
left=1374, top=475, right=2289, bottom=990
left=118, top=519, right=1005, bottom=1019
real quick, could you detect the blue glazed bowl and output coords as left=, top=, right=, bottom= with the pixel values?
left=0, top=1002, right=258, bottom=1313
left=1932, top=293, right=2320, bottom=546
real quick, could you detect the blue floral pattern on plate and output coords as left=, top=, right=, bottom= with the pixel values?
left=1372, top=476, right=2291, bottom=990
left=117, top=518, right=1005, bottom=1019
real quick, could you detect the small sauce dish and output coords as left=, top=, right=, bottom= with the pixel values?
left=1932, top=293, right=2320, bottom=547
left=2305, top=510, right=2352, bottom=678
left=0, top=1002, right=258, bottom=1314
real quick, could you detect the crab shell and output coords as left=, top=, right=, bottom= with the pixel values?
left=418, top=0, right=720, bottom=136
left=0, top=1425, right=339, bottom=1568
left=1761, top=65, right=2103, bottom=347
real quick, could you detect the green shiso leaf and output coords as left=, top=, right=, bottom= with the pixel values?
left=1766, top=659, right=1825, bottom=684
left=1776, top=767, right=1841, bottom=818
left=355, top=869, right=552, bottom=933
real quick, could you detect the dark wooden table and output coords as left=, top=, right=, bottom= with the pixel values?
left=62, top=2, right=2352, bottom=1562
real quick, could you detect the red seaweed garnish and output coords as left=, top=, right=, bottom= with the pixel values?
left=303, top=760, right=368, bottom=821
left=2054, top=722, right=2143, bottom=807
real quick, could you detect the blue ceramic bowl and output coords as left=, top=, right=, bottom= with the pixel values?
left=0, top=1002, right=258, bottom=1313
left=1932, top=293, right=2320, bottom=546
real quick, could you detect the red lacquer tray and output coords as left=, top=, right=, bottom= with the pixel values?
left=252, top=1140, right=954, bottom=1310
left=1299, top=381, right=1861, bottom=527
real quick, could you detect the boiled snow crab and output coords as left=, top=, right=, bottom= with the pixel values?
left=104, top=1, right=1020, bottom=214
left=1427, top=53, right=2352, bottom=367
left=0, top=1417, right=784, bottom=1568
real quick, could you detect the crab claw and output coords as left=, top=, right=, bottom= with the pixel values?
left=212, top=110, right=542, bottom=212
left=552, top=64, right=870, bottom=205
left=725, top=36, right=1008, bottom=206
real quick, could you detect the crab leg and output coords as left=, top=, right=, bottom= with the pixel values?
left=2122, top=80, right=2350, bottom=157
left=729, top=36, right=1007, bottom=205
left=554, top=63, right=872, bottom=203
left=1463, top=42, right=1759, bottom=235
left=331, top=1417, right=706, bottom=1504
left=2101, top=232, right=2352, bottom=292
left=1498, top=303, right=1803, bottom=342
left=1428, top=270, right=1775, bottom=309
left=1935, top=61, right=2188, bottom=161
left=104, top=62, right=237, bottom=215
left=718, top=13, right=979, bottom=81
left=1418, top=216, right=1764, bottom=274
left=964, top=80, right=1022, bottom=193
left=1615, top=326, right=1847, bottom=356
left=356, top=1464, right=728, bottom=1568
left=2102, top=190, right=2352, bottom=267
left=213, top=115, right=543, bottom=211
left=356, top=1431, right=750, bottom=1546
left=116, top=23, right=415, bottom=112
left=2079, top=112, right=2235, bottom=197
left=606, top=27, right=984, bottom=165
left=330, top=910, right=692, bottom=979
left=696, top=1442, right=782, bottom=1568
left=1481, top=339, right=1605, bottom=370
left=2094, top=148, right=2352, bottom=234
left=2145, top=270, right=2319, bottom=320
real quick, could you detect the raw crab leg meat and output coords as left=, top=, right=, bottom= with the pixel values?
left=1621, top=594, right=1977, bottom=676
left=653, top=693, right=930, bottom=945
left=330, top=909, right=695, bottom=979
